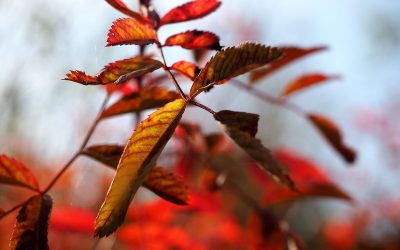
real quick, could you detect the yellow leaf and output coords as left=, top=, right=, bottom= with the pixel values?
left=95, top=99, right=187, bottom=237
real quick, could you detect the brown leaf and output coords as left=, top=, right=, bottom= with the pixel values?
left=10, top=195, right=53, bottom=250
left=308, top=114, right=356, bottom=163
left=281, top=73, right=340, bottom=97
left=63, top=70, right=100, bottom=85
left=250, top=46, right=327, bottom=83
left=170, top=61, right=200, bottom=80
left=213, top=110, right=259, bottom=137
left=107, top=18, right=157, bottom=46
left=0, top=155, right=39, bottom=191
left=100, top=87, right=179, bottom=119
left=160, top=0, right=221, bottom=26
left=165, top=30, right=221, bottom=50
left=190, top=43, right=282, bottom=98
left=81, top=145, right=124, bottom=167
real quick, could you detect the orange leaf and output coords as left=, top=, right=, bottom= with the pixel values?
left=10, top=195, right=52, bottom=250
left=107, top=18, right=157, bottom=46
left=143, top=166, right=188, bottom=205
left=165, top=30, right=221, bottom=50
left=105, top=0, right=151, bottom=25
left=281, top=73, right=340, bottom=97
left=63, top=70, right=100, bottom=85
left=95, top=99, right=187, bottom=237
left=190, top=43, right=282, bottom=98
left=100, top=87, right=179, bottom=119
left=50, top=207, right=96, bottom=234
left=250, top=149, right=352, bottom=205
left=81, top=144, right=124, bottom=167
left=170, top=61, right=200, bottom=80
left=0, top=155, right=39, bottom=191
left=160, top=0, right=221, bottom=26
left=308, top=114, right=356, bottom=163
left=250, top=46, right=327, bottom=83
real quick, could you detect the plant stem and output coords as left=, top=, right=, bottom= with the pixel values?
left=189, top=100, right=216, bottom=115
left=0, top=199, right=29, bottom=219
left=41, top=94, right=111, bottom=194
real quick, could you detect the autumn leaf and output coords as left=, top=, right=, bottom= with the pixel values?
left=165, top=30, right=221, bottom=50
left=100, top=87, right=179, bottom=118
left=98, top=56, right=163, bottom=84
left=50, top=207, right=96, bottom=234
left=213, top=111, right=295, bottom=189
left=250, top=46, right=327, bottom=83
left=10, top=195, right=53, bottom=250
left=0, top=155, right=39, bottom=191
left=190, top=43, right=282, bottom=98
left=63, top=70, right=100, bottom=85
left=107, top=18, right=157, bottom=46
left=308, top=114, right=356, bottom=163
left=160, top=0, right=221, bottom=26
left=281, top=73, right=340, bottom=97
left=170, top=61, right=200, bottom=80
left=95, top=99, right=187, bottom=237
left=105, top=0, right=151, bottom=25
left=81, top=145, right=124, bottom=167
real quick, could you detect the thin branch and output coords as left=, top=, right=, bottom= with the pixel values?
left=189, top=100, right=216, bottom=115
left=0, top=199, right=30, bottom=219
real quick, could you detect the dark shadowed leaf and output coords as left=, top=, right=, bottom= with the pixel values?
left=160, top=0, right=221, bottom=26
left=100, top=87, right=179, bottom=118
left=0, top=155, right=39, bottom=191
left=165, top=30, right=221, bottom=50
left=50, top=207, right=96, bottom=235
left=10, top=195, right=52, bottom=250
left=97, top=56, right=163, bottom=84
left=308, top=114, right=356, bottom=163
left=170, top=61, right=200, bottom=80
left=281, top=73, right=340, bottom=97
left=81, top=145, right=124, bottom=167
left=107, top=18, right=157, bottom=46
left=213, top=110, right=259, bottom=137
left=95, top=99, right=187, bottom=237
left=190, top=43, right=282, bottom=98
left=250, top=46, right=327, bottom=83
left=106, top=0, right=151, bottom=25
left=63, top=70, right=100, bottom=85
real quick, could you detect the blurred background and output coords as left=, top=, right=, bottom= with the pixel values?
left=1, top=0, right=400, bottom=249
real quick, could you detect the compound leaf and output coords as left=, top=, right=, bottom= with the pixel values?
left=0, top=155, right=39, bottom=191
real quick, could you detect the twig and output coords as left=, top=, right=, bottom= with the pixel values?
left=189, top=100, right=216, bottom=115
left=0, top=199, right=30, bottom=219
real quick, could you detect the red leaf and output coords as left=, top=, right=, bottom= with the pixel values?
left=170, top=61, right=200, bottom=80
left=165, top=30, right=221, bottom=50
left=250, top=149, right=352, bottom=205
left=308, top=114, right=356, bottom=163
left=281, top=73, right=340, bottom=97
left=250, top=46, right=327, bottom=82
left=0, top=155, right=39, bottom=191
left=160, top=0, right=221, bottom=26
left=105, top=0, right=152, bottom=25
left=107, top=18, right=157, bottom=46
left=50, top=207, right=96, bottom=234
left=63, top=70, right=100, bottom=85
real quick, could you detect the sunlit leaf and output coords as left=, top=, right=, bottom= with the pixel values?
left=160, top=0, right=221, bottom=26
left=95, top=99, right=187, bottom=237
left=107, top=18, right=157, bottom=46
left=165, top=30, right=221, bottom=50
left=98, top=56, right=163, bottom=84
left=106, top=0, right=151, bottom=25
left=143, top=166, right=188, bottom=205
left=170, top=61, right=200, bottom=80
left=250, top=149, right=352, bottom=205
left=281, top=73, right=340, bottom=97
left=308, top=114, right=356, bottom=163
left=190, top=43, right=282, bottom=98
left=100, top=87, right=179, bottom=118
left=250, top=46, right=327, bottom=83
left=63, top=70, right=100, bottom=85
left=0, top=155, right=39, bottom=191
left=10, top=195, right=52, bottom=250
left=50, top=207, right=96, bottom=234
left=214, top=111, right=294, bottom=189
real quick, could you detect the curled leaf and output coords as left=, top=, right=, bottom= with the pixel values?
left=95, top=99, right=187, bottom=237
left=107, top=18, right=157, bottom=46
left=105, top=0, right=151, bottom=25
left=308, top=114, right=356, bottom=163
left=250, top=46, right=327, bottom=83
left=281, top=73, right=340, bottom=97
left=190, top=43, right=282, bottom=98
left=100, top=87, right=179, bottom=119
left=160, top=0, right=221, bottom=26
left=63, top=70, right=100, bottom=85
left=165, top=30, right=221, bottom=50
left=170, top=61, right=200, bottom=80
left=97, top=56, right=163, bottom=84
left=0, top=155, right=39, bottom=191
left=10, top=195, right=53, bottom=250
